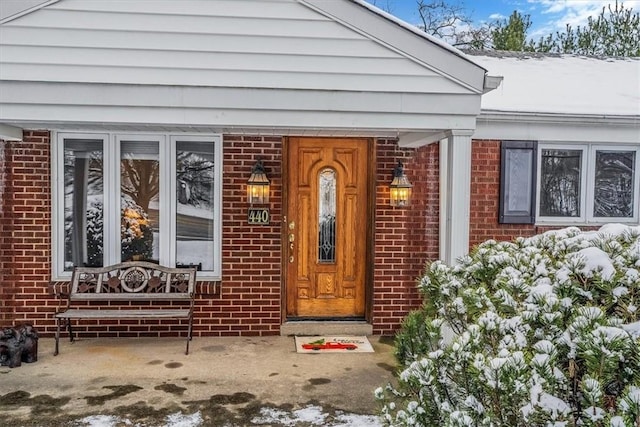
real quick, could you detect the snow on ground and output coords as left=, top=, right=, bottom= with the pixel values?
left=251, top=405, right=382, bottom=426
left=74, top=407, right=382, bottom=427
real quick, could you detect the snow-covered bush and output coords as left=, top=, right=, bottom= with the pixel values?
left=377, top=224, right=640, bottom=427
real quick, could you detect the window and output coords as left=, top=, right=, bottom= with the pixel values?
left=53, top=132, right=222, bottom=279
left=500, top=142, right=639, bottom=225
left=537, top=144, right=639, bottom=224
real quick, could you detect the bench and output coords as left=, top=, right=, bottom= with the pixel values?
left=53, top=261, right=196, bottom=356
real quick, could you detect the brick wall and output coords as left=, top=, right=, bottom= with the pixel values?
left=372, top=140, right=440, bottom=335
left=200, top=135, right=284, bottom=336
left=0, top=138, right=11, bottom=324
left=1, top=131, right=441, bottom=338
left=2, top=134, right=604, bottom=338
left=470, top=139, right=540, bottom=246
left=207, top=136, right=435, bottom=336
left=3, top=133, right=586, bottom=339
left=0, top=131, right=53, bottom=328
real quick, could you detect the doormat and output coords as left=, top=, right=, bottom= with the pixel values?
left=294, top=336, right=374, bottom=353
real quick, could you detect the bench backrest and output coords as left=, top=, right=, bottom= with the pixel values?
left=70, top=261, right=196, bottom=301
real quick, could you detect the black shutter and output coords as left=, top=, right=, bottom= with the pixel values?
left=499, top=141, right=537, bottom=224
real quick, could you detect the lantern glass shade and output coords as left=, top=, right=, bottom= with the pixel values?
left=390, top=162, right=412, bottom=207
left=247, top=160, right=270, bottom=205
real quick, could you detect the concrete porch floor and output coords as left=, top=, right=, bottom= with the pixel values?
left=0, top=335, right=398, bottom=426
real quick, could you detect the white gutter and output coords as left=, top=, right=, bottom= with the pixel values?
left=479, top=110, right=640, bottom=125
left=483, top=76, right=503, bottom=94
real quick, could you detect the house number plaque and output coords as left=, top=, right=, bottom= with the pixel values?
left=248, top=208, right=270, bottom=225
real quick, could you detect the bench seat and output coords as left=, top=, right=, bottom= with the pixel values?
left=56, top=309, right=191, bottom=319
left=53, top=261, right=197, bottom=355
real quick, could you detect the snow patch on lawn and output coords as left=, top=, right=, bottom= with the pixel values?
left=251, top=405, right=382, bottom=426
left=75, top=407, right=380, bottom=427
left=75, top=412, right=203, bottom=427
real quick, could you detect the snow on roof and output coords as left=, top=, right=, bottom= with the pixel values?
left=467, top=51, right=640, bottom=117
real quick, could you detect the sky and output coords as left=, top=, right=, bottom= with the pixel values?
left=2, top=1, right=638, bottom=37
left=367, top=0, right=640, bottom=40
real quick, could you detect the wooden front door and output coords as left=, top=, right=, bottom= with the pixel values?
left=285, top=137, right=369, bottom=318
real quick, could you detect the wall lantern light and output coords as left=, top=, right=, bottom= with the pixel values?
left=247, top=159, right=270, bottom=205
left=389, top=161, right=412, bottom=207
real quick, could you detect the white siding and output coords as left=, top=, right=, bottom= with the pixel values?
left=0, top=0, right=470, bottom=94
left=0, top=0, right=485, bottom=135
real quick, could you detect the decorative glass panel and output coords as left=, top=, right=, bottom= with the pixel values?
left=318, top=168, right=336, bottom=263
left=176, top=141, right=216, bottom=271
left=540, top=149, right=582, bottom=217
left=63, top=139, right=104, bottom=270
left=594, top=150, right=635, bottom=218
left=120, top=141, right=159, bottom=262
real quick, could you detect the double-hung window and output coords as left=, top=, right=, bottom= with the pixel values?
left=500, top=141, right=639, bottom=225
left=53, top=132, right=223, bottom=280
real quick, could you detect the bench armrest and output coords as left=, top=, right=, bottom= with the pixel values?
left=50, top=281, right=70, bottom=299
left=50, top=281, right=71, bottom=313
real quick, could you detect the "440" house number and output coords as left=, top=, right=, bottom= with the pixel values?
left=248, top=208, right=270, bottom=225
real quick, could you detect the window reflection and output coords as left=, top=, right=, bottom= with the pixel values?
left=63, top=139, right=104, bottom=270
left=176, top=141, right=216, bottom=271
left=594, top=150, right=635, bottom=218
left=540, top=149, right=582, bottom=217
left=120, top=141, right=159, bottom=263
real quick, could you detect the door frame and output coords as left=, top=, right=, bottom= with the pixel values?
left=281, top=136, right=376, bottom=323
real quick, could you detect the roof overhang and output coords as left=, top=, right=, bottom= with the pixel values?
left=0, top=123, right=22, bottom=140
left=475, top=110, right=640, bottom=143
left=0, top=80, right=482, bottom=145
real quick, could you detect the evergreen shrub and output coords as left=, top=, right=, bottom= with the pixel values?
left=377, top=224, right=640, bottom=426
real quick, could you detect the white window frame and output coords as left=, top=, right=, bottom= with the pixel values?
left=536, top=142, right=640, bottom=225
left=52, top=131, right=223, bottom=281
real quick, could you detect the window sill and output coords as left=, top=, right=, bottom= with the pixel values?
left=534, top=220, right=639, bottom=228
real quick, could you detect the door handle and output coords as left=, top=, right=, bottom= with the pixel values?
left=288, top=221, right=295, bottom=263
left=288, top=234, right=295, bottom=262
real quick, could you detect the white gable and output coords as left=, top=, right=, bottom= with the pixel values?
left=0, top=0, right=489, bottom=142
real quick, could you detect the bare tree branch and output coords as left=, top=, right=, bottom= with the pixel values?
left=415, top=0, right=472, bottom=39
